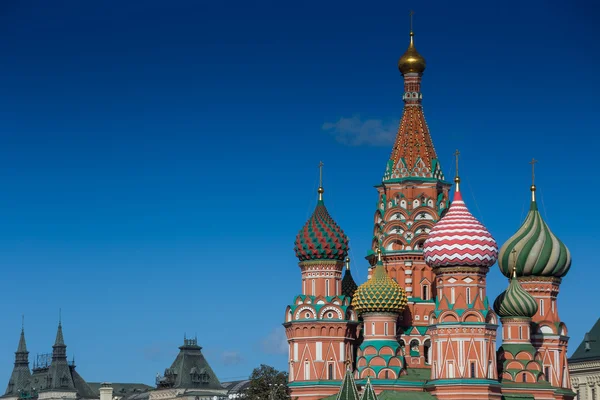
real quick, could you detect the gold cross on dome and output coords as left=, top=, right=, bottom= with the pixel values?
left=409, top=10, right=415, bottom=32
left=454, top=149, right=460, bottom=177
left=318, top=161, right=324, bottom=187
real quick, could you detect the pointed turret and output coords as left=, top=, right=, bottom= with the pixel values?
left=52, top=321, right=67, bottom=360
left=335, top=368, right=360, bottom=400
left=341, top=257, right=358, bottom=298
left=360, top=378, right=377, bottom=400
left=5, top=325, right=32, bottom=396
left=384, top=15, right=444, bottom=182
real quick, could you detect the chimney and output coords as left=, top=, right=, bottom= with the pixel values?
left=585, top=333, right=591, bottom=351
left=100, top=382, right=113, bottom=400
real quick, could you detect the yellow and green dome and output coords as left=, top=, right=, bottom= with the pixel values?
left=493, top=273, right=538, bottom=319
left=498, top=187, right=571, bottom=278
left=352, top=253, right=408, bottom=315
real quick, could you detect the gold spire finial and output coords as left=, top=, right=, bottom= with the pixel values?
left=376, top=247, right=382, bottom=263
left=454, top=149, right=461, bottom=192
left=318, top=161, right=324, bottom=201
left=345, top=257, right=350, bottom=271
left=511, top=249, right=518, bottom=279
left=529, top=158, right=537, bottom=202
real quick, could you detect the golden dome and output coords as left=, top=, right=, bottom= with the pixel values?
left=398, top=32, right=426, bottom=75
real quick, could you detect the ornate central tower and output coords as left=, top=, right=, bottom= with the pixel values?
left=371, top=24, right=452, bottom=370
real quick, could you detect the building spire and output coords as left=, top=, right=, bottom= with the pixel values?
left=318, top=161, right=324, bottom=201
left=454, top=149, right=460, bottom=192
left=530, top=158, right=537, bottom=202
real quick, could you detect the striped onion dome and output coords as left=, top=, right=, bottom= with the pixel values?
left=498, top=188, right=571, bottom=278
left=352, top=255, right=408, bottom=315
left=493, top=274, right=538, bottom=318
left=294, top=194, right=349, bottom=262
left=423, top=189, right=498, bottom=268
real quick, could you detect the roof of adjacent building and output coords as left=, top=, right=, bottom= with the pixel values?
left=87, top=383, right=154, bottom=397
left=156, top=337, right=223, bottom=392
left=221, top=380, right=251, bottom=394
left=570, top=318, right=600, bottom=363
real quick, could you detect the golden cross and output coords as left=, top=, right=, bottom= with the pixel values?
left=318, top=161, right=324, bottom=187
left=529, top=158, right=537, bottom=185
left=511, top=248, right=518, bottom=277
left=454, top=149, right=460, bottom=177
left=409, top=10, right=415, bottom=32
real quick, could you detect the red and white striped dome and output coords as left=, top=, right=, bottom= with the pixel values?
left=423, top=191, right=498, bottom=268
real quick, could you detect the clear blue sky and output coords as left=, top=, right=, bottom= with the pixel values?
left=0, top=0, right=598, bottom=386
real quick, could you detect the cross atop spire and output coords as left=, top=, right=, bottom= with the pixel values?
left=409, top=10, right=415, bottom=33
left=454, top=149, right=461, bottom=192
left=318, top=161, right=324, bottom=201
left=529, top=158, right=538, bottom=201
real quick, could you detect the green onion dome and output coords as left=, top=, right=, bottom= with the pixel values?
left=498, top=187, right=571, bottom=278
left=352, top=252, right=408, bottom=315
left=341, top=258, right=358, bottom=298
left=294, top=192, right=349, bottom=262
left=493, top=273, right=538, bottom=318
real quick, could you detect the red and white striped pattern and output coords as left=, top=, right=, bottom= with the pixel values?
left=423, top=191, right=498, bottom=268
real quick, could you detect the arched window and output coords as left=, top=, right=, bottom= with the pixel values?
left=422, top=284, right=429, bottom=300
left=328, top=363, right=333, bottom=380
left=424, top=340, right=431, bottom=365
left=522, top=373, right=526, bottom=383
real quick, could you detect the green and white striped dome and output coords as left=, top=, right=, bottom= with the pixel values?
left=493, top=274, right=538, bottom=318
left=498, top=188, right=571, bottom=278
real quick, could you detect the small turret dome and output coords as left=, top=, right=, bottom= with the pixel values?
left=352, top=251, right=408, bottom=315
left=493, top=273, right=538, bottom=319
left=398, top=32, right=426, bottom=75
left=498, top=187, right=571, bottom=278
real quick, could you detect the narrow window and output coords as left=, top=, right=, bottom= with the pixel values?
left=384, top=322, right=388, bottom=335
left=312, top=280, right=316, bottom=296
left=448, top=363, right=455, bottom=378
left=304, top=362, right=310, bottom=380
left=384, top=370, right=389, bottom=379
left=439, top=288, right=442, bottom=299
left=372, top=322, right=376, bottom=336
left=519, top=326, right=523, bottom=339
left=316, top=342, right=322, bottom=360
left=293, top=343, right=298, bottom=360
left=479, top=288, right=483, bottom=301
left=522, top=373, right=526, bottom=383
left=303, top=280, right=306, bottom=295
left=422, top=285, right=429, bottom=300
left=470, top=362, right=475, bottom=378
left=451, top=288, right=455, bottom=304
left=545, top=367, right=550, bottom=384
left=466, top=287, right=471, bottom=304
left=593, top=388, right=596, bottom=400
left=339, top=343, right=345, bottom=361
left=540, top=299, right=545, bottom=316
left=325, top=279, right=329, bottom=296
left=328, top=363, right=333, bottom=380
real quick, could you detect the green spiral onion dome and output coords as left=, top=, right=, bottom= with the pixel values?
left=493, top=274, right=539, bottom=318
left=341, top=258, right=358, bottom=297
left=352, top=255, right=408, bottom=315
left=294, top=194, right=349, bottom=262
left=498, top=187, right=571, bottom=278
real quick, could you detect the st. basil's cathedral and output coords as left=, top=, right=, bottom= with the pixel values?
left=283, top=24, right=575, bottom=400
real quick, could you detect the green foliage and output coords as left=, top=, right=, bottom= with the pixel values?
left=244, top=364, right=290, bottom=400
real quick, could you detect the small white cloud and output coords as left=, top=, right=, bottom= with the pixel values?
left=222, top=351, right=244, bottom=366
left=322, top=115, right=398, bottom=146
left=260, top=327, right=288, bottom=355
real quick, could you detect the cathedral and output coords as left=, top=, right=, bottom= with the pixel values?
left=283, top=24, right=575, bottom=400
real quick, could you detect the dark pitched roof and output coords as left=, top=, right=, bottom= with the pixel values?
left=570, top=318, right=600, bottom=363
left=71, top=368, right=99, bottom=399
left=4, top=329, right=32, bottom=397
left=157, top=338, right=222, bottom=391
left=46, top=323, right=76, bottom=392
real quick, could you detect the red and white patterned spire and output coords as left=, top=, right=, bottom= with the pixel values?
left=423, top=152, right=498, bottom=268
